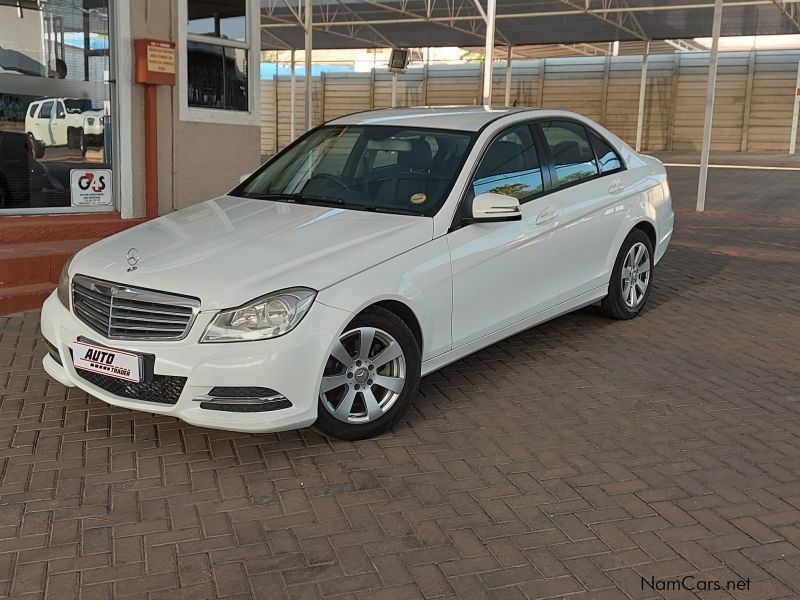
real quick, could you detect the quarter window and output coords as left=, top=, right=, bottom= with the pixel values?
left=541, top=120, right=599, bottom=187
left=472, top=124, right=543, bottom=203
left=589, top=132, right=622, bottom=174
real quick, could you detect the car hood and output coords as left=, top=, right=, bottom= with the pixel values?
left=72, top=195, right=433, bottom=310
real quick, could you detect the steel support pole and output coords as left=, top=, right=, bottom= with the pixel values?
left=504, top=45, right=513, bottom=107
left=304, top=0, right=313, bottom=132
left=391, top=72, right=398, bottom=107
left=635, top=40, right=650, bottom=152
left=481, top=0, right=497, bottom=105
left=696, top=0, right=723, bottom=212
left=290, top=49, right=296, bottom=141
left=790, top=60, right=800, bottom=155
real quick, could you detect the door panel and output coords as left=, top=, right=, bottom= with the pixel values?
left=448, top=201, right=562, bottom=347
left=537, top=120, right=633, bottom=301
left=449, top=123, right=562, bottom=348
left=52, top=101, right=67, bottom=146
left=37, top=101, right=55, bottom=146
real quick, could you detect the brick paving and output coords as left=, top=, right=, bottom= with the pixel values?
left=1, top=165, right=799, bottom=599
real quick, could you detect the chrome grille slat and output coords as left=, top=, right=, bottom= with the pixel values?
left=110, top=313, right=190, bottom=325
left=73, top=286, right=112, bottom=308
left=77, top=295, right=112, bottom=315
left=111, top=303, right=192, bottom=317
left=72, top=275, right=200, bottom=341
left=76, top=300, right=112, bottom=324
left=109, top=324, right=186, bottom=332
left=74, top=305, right=109, bottom=331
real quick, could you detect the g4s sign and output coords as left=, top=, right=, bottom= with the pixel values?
left=70, top=168, right=112, bottom=207
left=78, top=172, right=106, bottom=193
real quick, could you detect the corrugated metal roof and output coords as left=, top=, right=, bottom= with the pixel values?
left=260, top=0, right=800, bottom=50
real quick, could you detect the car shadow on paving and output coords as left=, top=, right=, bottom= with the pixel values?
left=0, top=167, right=799, bottom=598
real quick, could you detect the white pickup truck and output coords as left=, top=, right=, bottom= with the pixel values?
left=24, top=98, right=104, bottom=158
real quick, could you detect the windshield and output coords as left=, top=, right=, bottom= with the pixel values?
left=64, top=99, right=89, bottom=114
left=233, top=125, right=474, bottom=216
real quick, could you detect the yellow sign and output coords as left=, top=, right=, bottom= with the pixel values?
left=146, top=44, right=175, bottom=74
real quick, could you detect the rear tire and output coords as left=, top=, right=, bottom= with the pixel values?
left=78, top=130, right=87, bottom=156
left=599, top=228, right=654, bottom=320
left=314, top=307, right=420, bottom=440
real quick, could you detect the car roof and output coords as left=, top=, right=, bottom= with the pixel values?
left=328, top=106, right=546, bottom=132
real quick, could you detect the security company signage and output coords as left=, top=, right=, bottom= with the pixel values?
left=70, top=169, right=113, bottom=207
left=134, top=39, right=177, bottom=86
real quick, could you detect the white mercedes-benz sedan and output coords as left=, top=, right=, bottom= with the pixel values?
left=41, top=107, right=673, bottom=440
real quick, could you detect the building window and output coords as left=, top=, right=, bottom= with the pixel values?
left=181, top=0, right=258, bottom=123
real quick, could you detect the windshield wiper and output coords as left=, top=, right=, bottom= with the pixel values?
left=243, top=192, right=344, bottom=206
left=363, top=205, right=421, bottom=216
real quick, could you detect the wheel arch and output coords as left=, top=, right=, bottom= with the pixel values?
left=354, top=299, right=423, bottom=355
left=631, top=220, right=656, bottom=251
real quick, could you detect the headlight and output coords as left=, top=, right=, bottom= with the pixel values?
left=201, top=288, right=316, bottom=343
left=57, top=256, right=74, bottom=309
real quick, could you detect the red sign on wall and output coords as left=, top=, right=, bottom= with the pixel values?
left=134, top=39, right=176, bottom=86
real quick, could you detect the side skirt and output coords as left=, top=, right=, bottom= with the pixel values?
left=421, top=286, right=607, bottom=377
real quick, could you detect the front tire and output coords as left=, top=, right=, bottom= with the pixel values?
left=315, top=307, right=420, bottom=440
left=599, top=228, right=654, bottom=320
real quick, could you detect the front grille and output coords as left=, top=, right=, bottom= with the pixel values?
left=75, top=369, right=186, bottom=405
left=72, top=275, right=200, bottom=341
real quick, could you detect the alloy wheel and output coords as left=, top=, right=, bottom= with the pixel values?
left=621, top=242, right=651, bottom=308
left=319, top=327, right=406, bottom=424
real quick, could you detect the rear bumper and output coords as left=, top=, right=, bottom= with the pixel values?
left=655, top=209, right=674, bottom=264
left=40, top=291, right=353, bottom=433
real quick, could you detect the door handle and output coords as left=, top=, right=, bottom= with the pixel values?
left=536, top=206, right=556, bottom=225
left=608, top=178, right=624, bottom=194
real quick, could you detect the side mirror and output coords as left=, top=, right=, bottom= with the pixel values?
left=468, top=192, right=522, bottom=223
left=239, top=172, right=251, bottom=183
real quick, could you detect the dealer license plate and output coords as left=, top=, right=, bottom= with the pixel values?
left=71, top=340, right=142, bottom=383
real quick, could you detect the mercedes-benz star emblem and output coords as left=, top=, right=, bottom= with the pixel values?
left=126, top=248, right=140, bottom=272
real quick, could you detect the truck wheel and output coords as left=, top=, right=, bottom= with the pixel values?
left=78, top=130, right=87, bottom=156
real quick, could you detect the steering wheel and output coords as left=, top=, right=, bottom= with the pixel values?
left=305, top=173, right=352, bottom=195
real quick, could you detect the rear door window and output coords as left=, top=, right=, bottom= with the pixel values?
left=540, top=120, right=599, bottom=187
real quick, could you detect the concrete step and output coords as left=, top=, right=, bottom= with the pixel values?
left=0, top=238, right=98, bottom=288
left=0, top=214, right=145, bottom=244
left=0, top=282, right=56, bottom=314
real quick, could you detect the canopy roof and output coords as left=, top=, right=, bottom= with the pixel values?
left=260, top=0, right=800, bottom=50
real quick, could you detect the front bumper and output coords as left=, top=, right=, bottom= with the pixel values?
left=40, top=291, right=353, bottom=433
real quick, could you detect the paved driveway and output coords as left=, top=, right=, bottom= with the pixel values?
left=1, top=164, right=799, bottom=599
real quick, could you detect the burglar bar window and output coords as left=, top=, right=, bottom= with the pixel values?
left=186, top=0, right=249, bottom=112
